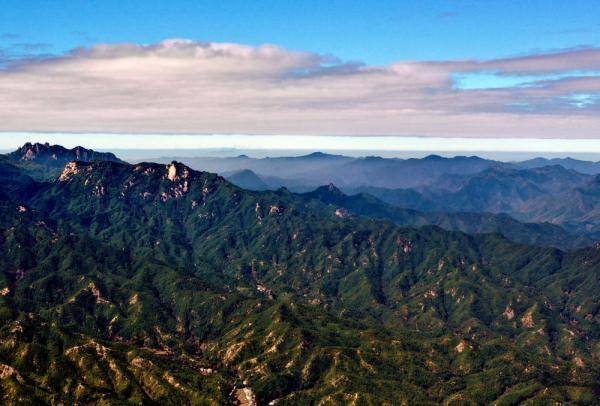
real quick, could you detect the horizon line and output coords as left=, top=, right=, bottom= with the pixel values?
left=2, top=133, right=600, bottom=154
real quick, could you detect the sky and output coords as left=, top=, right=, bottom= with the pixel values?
left=2, top=1, right=600, bottom=65
left=1, top=1, right=599, bottom=146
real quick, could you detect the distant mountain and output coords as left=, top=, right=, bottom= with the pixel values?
left=7, top=142, right=124, bottom=180
left=433, top=164, right=591, bottom=193
left=147, top=151, right=350, bottom=184
left=303, top=184, right=592, bottom=249
left=362, top=166, right=600, bottom=239
left=142, top=152, right=509, bottom=189
left=224, top=168, right=318, bottom=193
left=200, top=168, right=594, bottom=249
left=144, top=151, right=600, bottom=190
left=517, top=157, right=600, bottom=174
left=346, top=185, right=441, bottom=211
left=334, top=154, right=510, bottom=189
left=137, top=151, right=600, bottom=242
left=224, top=169, right=269, bottom=191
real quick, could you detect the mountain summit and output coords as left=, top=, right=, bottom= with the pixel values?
left=10, top=142, right=122, bottom=164
left=7, top=142, right=124, bottom=180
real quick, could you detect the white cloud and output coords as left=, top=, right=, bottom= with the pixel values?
left=0, top=39, right=599, bottom=137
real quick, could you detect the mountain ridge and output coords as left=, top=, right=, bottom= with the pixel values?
left=6, top=142, right=124, bottom=181
left=301, top=183, right=593, bottom=250
left=143, top=151, right=509, bottom=189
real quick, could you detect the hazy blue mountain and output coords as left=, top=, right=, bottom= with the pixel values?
left=303, top=184, right=592, bottom=249
left=517, top=157, right=600, bottom=174
left=146, top=151, right=600, bottom=199
left=223, top=168, right=319, bottom=192
left=361, top=166, right=600, bottom=239
left=207, top=167, right=594, bottom=249
left=224, top=169, right=270, bottom=191
left=432, top=165, right=591, bottom=194
left=346, top=185, right=440, bottom=211
left=141, top=152, right=509, bottom=189
left=147, top=151, right=350, bottom=184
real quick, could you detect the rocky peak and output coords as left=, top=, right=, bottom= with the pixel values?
left=165, top=161, right=191, bottom=182
left=56, top=159, right=223, bottom=203
left=167, top=163, right=178, bottom=181
left=9, top=142, right=123, bottom=166
left=15, top=142, right=52, bottom=161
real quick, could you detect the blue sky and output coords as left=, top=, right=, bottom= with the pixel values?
left=2, top=0, right=599, bottom=65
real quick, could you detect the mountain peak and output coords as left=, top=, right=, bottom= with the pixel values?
left=318, top=183, right=344, bottom=194
left=56, top=159, right=226, bottom=204
left=302, top=151, right=340, bottom=159
left=10, top=142, right=123, bottom=165
left=14, top=142, right=63, bottom=161
left=303, top=183, right=346, bottom=204
left=422, top=154, right=444, bottom=161
left=225, top=168, right=269, bottom=191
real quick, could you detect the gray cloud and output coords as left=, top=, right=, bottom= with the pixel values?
left=0, top=39, right=599, bottom=137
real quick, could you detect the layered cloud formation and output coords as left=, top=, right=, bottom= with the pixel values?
left=1, top=39, right=599, bottom=137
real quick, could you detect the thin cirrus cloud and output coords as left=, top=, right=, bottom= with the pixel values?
left=0, top=39, right=599, bottom=138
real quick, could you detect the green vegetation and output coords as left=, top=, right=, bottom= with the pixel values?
left=0, top=149, right=598, bottom=404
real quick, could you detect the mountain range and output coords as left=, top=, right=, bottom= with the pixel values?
left=300, top=184, right=593, bottom=250
left=202, top=155, right=600, bottom=244
left=146, top=153, right=600, bottom=190
left=348, top=166, right=600, bottom=240
left=0, top=143, right=599, bottom=404
left=518, top=157, right=600, bottom=175
left=147, top=153, right=508, bottom=190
